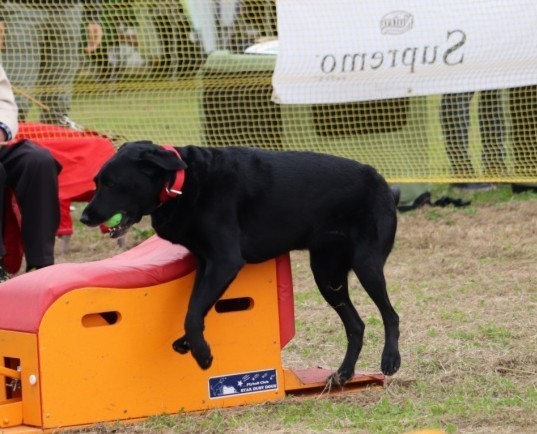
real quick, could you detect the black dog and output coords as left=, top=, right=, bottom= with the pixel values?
left=80, top=141, right=400, bottom=385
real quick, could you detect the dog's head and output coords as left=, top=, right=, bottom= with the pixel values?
left=80, top=140, right=187, bottom=238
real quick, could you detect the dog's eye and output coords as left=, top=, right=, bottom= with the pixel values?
left=101, top=179, right=117, bottom=189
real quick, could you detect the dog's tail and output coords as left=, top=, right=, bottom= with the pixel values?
left=390, top=186, right=401, bottom=207
left=369, top=179, right=398, bottom=262
left=380, top=195, right=398, bottom=261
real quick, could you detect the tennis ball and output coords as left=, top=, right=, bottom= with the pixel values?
left=104, top=213, right=123, bottom=228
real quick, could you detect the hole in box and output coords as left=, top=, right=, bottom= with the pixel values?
left=2, top=357, right=21, bottom=399
left=82, top=311, right=121, bottom=327
left=215, top=297, right=254, bottom=313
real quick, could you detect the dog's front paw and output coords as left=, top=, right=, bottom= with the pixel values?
left=381, top=348, right=401, bottom=376
left=191, top=343, right=213, bottom=370
left=172, top=336, right=191, bottom=354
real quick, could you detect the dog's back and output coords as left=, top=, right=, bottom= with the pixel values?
left=158, top=146, right=397, bottom=263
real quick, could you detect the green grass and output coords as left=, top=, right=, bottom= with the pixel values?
left=432, top=182, right=537, bottom=204
left=101, top=376, right=535, bottom=434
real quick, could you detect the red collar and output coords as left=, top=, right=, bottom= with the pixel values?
left=159, top=145, right=185, bottom=203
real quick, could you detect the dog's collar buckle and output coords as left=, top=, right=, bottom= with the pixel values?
left=160, top=145, right=185, bottom=203
left=166, top=187, right=183, bottom=196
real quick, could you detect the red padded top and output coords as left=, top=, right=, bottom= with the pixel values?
left=0, top=236, right=196, bottom=333
left=0, top=236, right=295, bottom=346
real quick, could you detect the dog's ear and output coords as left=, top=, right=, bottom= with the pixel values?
left=138, top=146, right=187, bottom=172
left=118, top=140, right=156, bottom=152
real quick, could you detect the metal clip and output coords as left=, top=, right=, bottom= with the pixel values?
left=7, top=366, right=21, bottom=391
left=166, top=187, right=182, bottom=196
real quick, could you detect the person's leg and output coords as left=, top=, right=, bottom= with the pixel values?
left=1, top=2, right=47, bottom=121
left=38, top=5, right=83, bottom=124
left=479, top=90, right=506, bottom=175
left=2, top=140, right=61, bottom=269
left=440, top=92, right=475, bottom=176
left=0, top=162, right=8, bottom=281
left=0, top=158, right=7, bottom=259
left=152, top=13, right=173, bottom=78
left=509, top=86, right=537, bottom=176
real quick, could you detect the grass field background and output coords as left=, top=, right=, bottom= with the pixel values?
left=51, top=185, right=537, bottom=434
left=26, top=86, right=498, bottom=183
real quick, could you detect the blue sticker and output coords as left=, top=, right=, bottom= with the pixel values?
left=209, top=368, right=278, bottom=399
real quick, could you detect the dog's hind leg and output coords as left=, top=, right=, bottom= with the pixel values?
left=309, top=243, right=364, bottom=387
left=351, top=236, right=400, bottom=376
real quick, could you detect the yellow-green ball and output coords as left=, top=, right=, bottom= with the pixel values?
left=104, top=213, right=122, bottom=227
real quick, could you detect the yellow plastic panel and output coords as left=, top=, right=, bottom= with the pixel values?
left=0, top=399, right=22, bottom=428
left=0, top=330, right=41, bottom=427
left=38, top=260, right=285, bottom=429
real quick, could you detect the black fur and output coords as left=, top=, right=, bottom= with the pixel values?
left=80, top=141, right=400, bottom=385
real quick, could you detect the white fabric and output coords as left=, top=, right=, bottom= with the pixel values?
left=273, top=0, right=537, bottom=104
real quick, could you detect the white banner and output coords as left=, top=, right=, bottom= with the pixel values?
left=273, top=0, right=537, bottom=104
